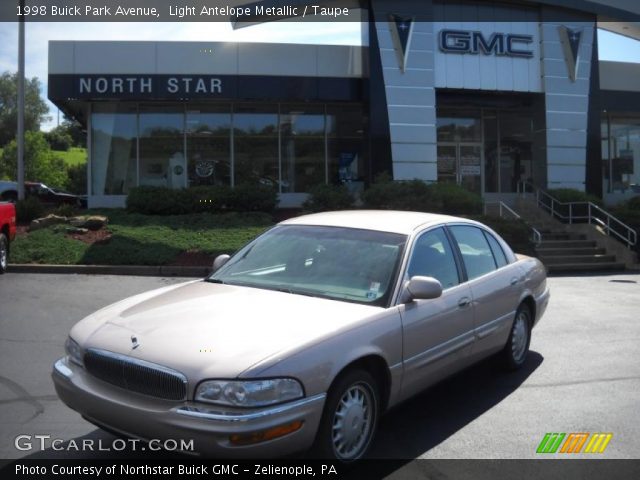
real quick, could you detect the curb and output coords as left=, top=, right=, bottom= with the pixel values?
left=7, top=264, right=210, bottom=277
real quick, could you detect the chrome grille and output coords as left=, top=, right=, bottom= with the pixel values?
left=84, top=349, right=187, bottom=401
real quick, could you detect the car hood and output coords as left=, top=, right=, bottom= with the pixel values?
left=71, top=280, right=381, bottom=381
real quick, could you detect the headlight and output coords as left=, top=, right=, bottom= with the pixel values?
left=64, top=337, right=84, bottom=366
left=195, top=378, right=304, bottom=407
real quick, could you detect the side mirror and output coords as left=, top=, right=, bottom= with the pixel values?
left=212, top=254, right=230, bottom=273
left=401, top=276, right=443, bottom=303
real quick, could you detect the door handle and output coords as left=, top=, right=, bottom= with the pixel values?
left=458, top=297, right=471, bottom=308
left=510, top=277, right=519, bottom=286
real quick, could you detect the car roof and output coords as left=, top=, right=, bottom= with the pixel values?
left=280, top=210, right=480, bottom=235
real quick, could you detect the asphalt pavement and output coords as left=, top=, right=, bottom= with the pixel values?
left=0, top=272, right=638, bottom=460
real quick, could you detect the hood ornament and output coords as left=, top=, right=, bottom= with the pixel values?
left=131, top=335, right=140, bottom=350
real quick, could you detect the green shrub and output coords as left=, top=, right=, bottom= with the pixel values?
left=362, top=178, right=433, bottom=211
left=126, top=184, right=277, bottom=215
left=66, top=162, right=87, bottom=195
left=229, top=184, right=278, bottom=212
left=429, top=183, right=483, bottom=215
left=15, top=196, right=45, bottom=223
left=548, top=188, right=603, bottom=207
left=53, top=203, right=78, bottom=218
left=626, top=196, right=640, bottom=211
left=302, top=184, right=355, bottom=212
left=44, top=128, right=73, bottom=151
left=362, top=177, right=482, bottom=215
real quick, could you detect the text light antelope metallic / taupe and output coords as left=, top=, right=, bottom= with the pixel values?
left=53, top=210, right=549, bottom=461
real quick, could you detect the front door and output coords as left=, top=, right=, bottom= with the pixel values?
left=437, top=143, right=483, bottom=195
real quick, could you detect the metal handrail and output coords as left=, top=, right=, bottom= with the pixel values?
left=517, top=181, right=637, bottom=249
left=484, top=200, right=542, bottom=245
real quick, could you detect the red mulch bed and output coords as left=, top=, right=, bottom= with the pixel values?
left=67, top=229, right=112, bottom=245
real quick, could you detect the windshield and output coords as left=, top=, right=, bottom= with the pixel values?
left=208, top=225, right=407, bottom=306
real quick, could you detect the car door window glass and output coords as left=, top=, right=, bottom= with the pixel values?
left=407, top=228, right=459, bottom=289
left=484, top=231, right=508, bottom=268
left=450, top=226, right=497, bottom=280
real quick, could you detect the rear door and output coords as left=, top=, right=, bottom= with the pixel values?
left=448, top=225, right=524, bottom=358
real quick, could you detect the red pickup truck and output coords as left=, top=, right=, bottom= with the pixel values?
left=0, top=201, right=16, bottom=274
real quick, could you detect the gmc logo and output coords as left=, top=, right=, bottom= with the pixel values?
left=439, top=29, right=534, bottom=58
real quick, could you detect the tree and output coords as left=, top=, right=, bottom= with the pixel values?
left=44, top=126, right=73, bottom=151
left=0, top=131, right=68, bottom=188
left=0, top=71, right=50, bottom=147
left=60, top=117, right=87, bottom=148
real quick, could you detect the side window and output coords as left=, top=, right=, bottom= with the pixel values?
left=407, top=227, right=459, bottom=289
left=449, top=226, right=497, bottom=280
left=484, top=231, right=508, bottom=268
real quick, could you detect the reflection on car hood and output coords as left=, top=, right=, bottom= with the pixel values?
left=72, top=280, right=380, bottom=380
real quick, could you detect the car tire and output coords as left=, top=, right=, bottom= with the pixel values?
left=0, top=233, right=8, bottom=274
left=311, top=369, right=379, bottom=462
left=502, top=303, right=532, bottom=370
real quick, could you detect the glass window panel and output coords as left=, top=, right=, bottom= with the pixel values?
left=90, top=103, right=137, bottom=195
left=233, top=104, right=279, bottom=189
left=280, top=104, right=325, bottom=193
left=327, top=105, right=365, bottom=189
left=186, top=105, right=231, bottom=186
left=498, top=110, right=533, bottom=193
left=450, top=226, right=497, bottom=280
left=407, top=227, right=459, bottom=289
left=138, top=105, right=185, bottom=189
left=484, top=112, right=499, bottom=193
left=601, top=116, right=610, bottom=194
left=437, top=109, right=481, bottom=142
left=483, top=231, right=508, bottom=268
left=609, top=116, right=640, bottom=194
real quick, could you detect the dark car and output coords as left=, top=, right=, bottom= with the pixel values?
left=24, top=182, right=87, bottom=208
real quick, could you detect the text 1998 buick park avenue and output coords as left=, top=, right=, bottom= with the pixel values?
left=52, top=210, right=549, bottom=461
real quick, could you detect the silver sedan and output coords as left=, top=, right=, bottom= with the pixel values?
left=52, top=210, right=549, bottom=461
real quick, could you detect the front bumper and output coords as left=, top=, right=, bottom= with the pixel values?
left=52, top=357, right=325, bottom=458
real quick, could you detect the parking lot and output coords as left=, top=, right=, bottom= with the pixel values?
left=0, top=272, right=639, bottom=460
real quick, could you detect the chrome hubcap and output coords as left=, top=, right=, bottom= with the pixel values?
left=0, top=241, right=6, bottom=269
left=331, top=384, right=373, bottom=459
left=511, top=311, right=529, bottom=363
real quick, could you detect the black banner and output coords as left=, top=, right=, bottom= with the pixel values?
left=1, top=459, right=639, bottom=480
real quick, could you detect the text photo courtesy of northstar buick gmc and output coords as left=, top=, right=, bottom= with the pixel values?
left=52, top=210, right=549, bottom=461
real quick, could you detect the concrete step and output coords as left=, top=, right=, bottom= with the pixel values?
left=536, top=247, right=606, bottom=256
left=547, top=262, right=626, bottom=273
left=539, top=254, right=617, bottom=265
left=538, top=232, right=587, bottom=241
left=538, top=239, right=597, bottom=249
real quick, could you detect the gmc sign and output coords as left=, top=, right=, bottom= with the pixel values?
left=439, top=29, right=534, bottom=58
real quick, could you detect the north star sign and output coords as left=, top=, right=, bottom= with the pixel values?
left=439, top=30, right=534, bottom=58
left=78, top=76, right=222, bottom=95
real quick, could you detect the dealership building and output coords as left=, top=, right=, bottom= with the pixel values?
left=47, top=0, right=640, bottom=208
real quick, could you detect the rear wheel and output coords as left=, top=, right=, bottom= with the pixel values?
left=0, top=233, right=8, bottom=274
left=312, top=369, right=379, bottom=462
left=502, top=304, right=532, bottom=370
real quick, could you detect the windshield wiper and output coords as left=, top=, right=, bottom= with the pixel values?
left=205, top=278, right=225, bottom=284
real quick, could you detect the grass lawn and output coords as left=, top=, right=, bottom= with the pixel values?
left=54, top=147, right=87, bottom=166
left=11, top=210, right=274, bottom=266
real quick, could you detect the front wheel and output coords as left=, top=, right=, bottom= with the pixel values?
left=0, top=233, right=8, bottom=274
left=312, top=369, right=379, bottom=462
left=502, top=304, right=532, bottom=370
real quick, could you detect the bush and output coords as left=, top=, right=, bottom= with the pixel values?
left=126, top=184, right=277, bottom=215
left=66, top=162, right=87, bottom=195
left=302, top=184, right=355, bottom=212
left=548, top=188, right=603, bottom=207
left=44, top=128, right=73, bottom=151
left=53, top=203, right=78, bottom=218
left=429, top=183, right=483, bottom=215
left=362, top=176, right=482, bottom=215
left=15, top=196, right=44, bottom=223
left=229, top=184, right=278, bottom=212
left=0, top=131, right=68, bottom=188
left=626, top=196, right=640, bottom=211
